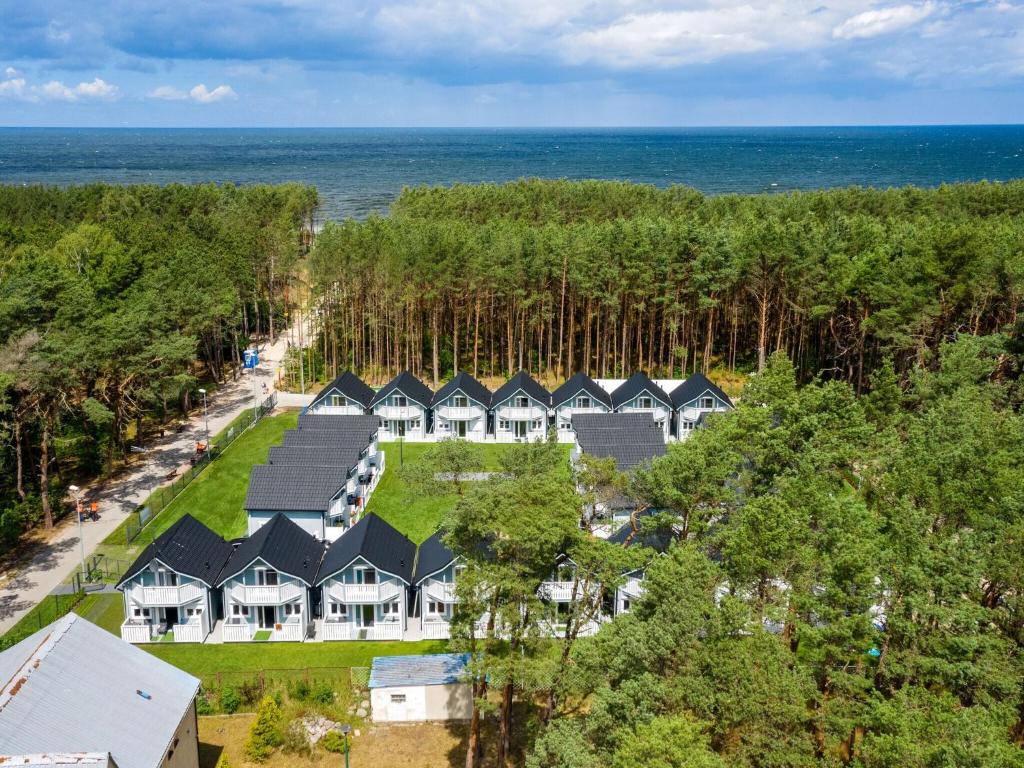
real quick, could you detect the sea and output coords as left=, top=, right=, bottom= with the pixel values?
left=1, top=126, right=1023, bottom=221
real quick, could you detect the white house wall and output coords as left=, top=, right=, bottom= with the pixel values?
left=160, top=699, right=200, bottom=768
left=371, top=683, right=472, bottom=722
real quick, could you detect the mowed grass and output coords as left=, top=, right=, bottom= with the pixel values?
left=106, top=412, right=299, bottom=546
left=367, top=442, right=570, bottom=543
left=74, top=592, right=125, bottom=635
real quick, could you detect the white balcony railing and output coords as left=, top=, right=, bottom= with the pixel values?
left=424, top=579, right=458, bottom=603
left=321, top=620, right=403, bottom=641
left=328, top=581, right=402, bottom=603
left=496, top=405, right=546, bottom=421
left=620, top=577, right=645, bottom=599
left=540, top=581, right=601, bottom=602
left=422, top=619, right=451, bottom=639
left=436, top=405, right=482, bottom=421
left=131, top=582, right=203, bottom=606
left=620, top=405, right=669, bottom=420
left=377, top=405, right=420, bottom=420
left=174, top=622, right=205, bottom=643
left=223, top=621, right=254, bottom=642
left=231, top=582, right=303, bottom=605
left=274, top=620, right=304, bottom=641
left=120, top=621, right=152, bottom=643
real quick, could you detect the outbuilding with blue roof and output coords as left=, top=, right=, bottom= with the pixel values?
left=368, top=653, right=472, bottom=722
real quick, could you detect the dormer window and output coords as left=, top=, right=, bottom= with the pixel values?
left=453, top=395, right=468, bottom=408
left=576, top=396, right=591, bottom=409
left=330, top=394, right=346, bottom=407
left=639, top=396, right=653, bottom=409
left=701, top=396, right=714, bottom=409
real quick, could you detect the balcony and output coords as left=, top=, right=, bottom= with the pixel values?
left=320, top=619, right=403, bottom=641
left=424, top=579, right=458, bottom=603
left=120, top=621, right=152, bottom=643
left=436, top=405, right=482, bottom=421
left=130, top=582, right=203, bottom=606
left=620, top=404, right=670, bottom=421
left=496, top=405, right=546, bottom=421
left=619, top=577, right=645, bottom=599
left=377, top=405, right=420, bottom=420
left=328, top=581, right=402, bottom=603
left=539, top=581, right=600, bottom=602
left=230, top=582, right=304, bottom=605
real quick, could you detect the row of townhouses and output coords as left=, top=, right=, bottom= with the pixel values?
left=116, top=510, right=666, bottom=644
left=308, top=368, right=733, bottom=443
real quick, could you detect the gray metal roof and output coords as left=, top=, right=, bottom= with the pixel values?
left=244, top=464, right=349, bottom=512
left=491, top=371, right=550, bottom=406
left=368, top=653, right=470, bottom=689
left=309, top=371, right=375, bottom=408
left=430, top=372, right=492, bottom=408
left=609, top=372, right=672, bottom=409
left=669, top=372, right=734, bottom=409
left=220, top=513, right=326, bottom=586
left=116, top=514, right=232, bottom=589
left=0, top=614, right=199, bottom=768
left=317, top=513, right=416, bottom=585
left=571, top=412, right=667, bottom=470
left=550, top=372, right=613, bottom=409
left=369, top=371, right=434, bottom=409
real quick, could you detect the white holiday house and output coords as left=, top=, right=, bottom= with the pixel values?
left=490, top=371, right=550, bottom=442
left=369, top=370, right=433, bottom=441
left=307, top=371, right=375, bottom=415
left=430, top=371, right=491, bottom=440
left=669, top=372, right=734, bottom=439
left=550, top=372, right=614, bottom=442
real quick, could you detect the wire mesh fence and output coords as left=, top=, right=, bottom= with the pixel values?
left=123, top=391, right=277, bottom=545
left=0, top=590, right=86, bottom=650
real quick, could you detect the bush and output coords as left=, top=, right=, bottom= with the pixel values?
left=196, top=692, right=214, bottom=715
left=321, top=730, right=348, bottom=754
left=312, top=681, right=335, bottom=705
left=238, top=677, right=263, bottom=706
left=244, top=695, right=283, bottom=763
left=281, top=720, right=312, bottom=757
left=289, top=678, right=312, bottom=701
left=220, top=687, right=241, bottom=714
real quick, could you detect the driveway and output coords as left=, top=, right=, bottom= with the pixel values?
left=0, top=332, right=295, bottom=635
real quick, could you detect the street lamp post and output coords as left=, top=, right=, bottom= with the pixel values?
left=69, top=485, right=86, bottom=581
left=338, top=724, right=352, bottom=768
left=198, top=388, right=210, bottom=450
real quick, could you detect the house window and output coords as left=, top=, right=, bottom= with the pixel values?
left=285, top=603, right=297, bottom=615
left=499, top=419, right=508, bottom=430
left=622, top=599, right=631, bottom=612
left=453, top=395, right=468, bottom=408
left=701, top=397, right=714, bottom=409
left=382, top=601, right=399, bottom=615
left=576, top=396, right=591, bottom=409
left=330, top=394, right=346, bottom=407
left=232, top=604, right=249, bottom=616
left=256, top=569, right=278, bottom=586
left=390, top=694, right=406, bottom=704
left=559, top=421, right=570, bottom=430
left=411, top=419, right=420, bottom=430
left=394, top=395, right=407, bottom=407
left=330, top=603, right=348, bottom=616
left=681, top=421, right=694, bottom=432
left=515, top=396, right=529, bottom=408
left=428, top=601, right=443, bottom=615
left=532, top=420, right=541, bottom=430
left=639, top=396, right=653, bottom=409
left=382, top=419, right=390, bottom=430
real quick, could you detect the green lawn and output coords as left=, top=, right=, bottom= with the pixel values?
left=367, top=441, right=570, bottom=543
left=104, top=412, right=299, bottom=546
left=75, top=592, right=125, bottom=634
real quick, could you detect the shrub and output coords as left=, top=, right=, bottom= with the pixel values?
left=220, top=687, right=241, bottom=714
left=312, top=681, right=335, bottom=705
left=321, top=730, right=347, bottom=754
left=238, top=677, right=263, bottom=706
left=289, top=678, right=312, bottom=701
left=244, top=695, right=283, bottom=763
left=281, top=720, right=312, bottom=757
left=196, top=693, right=214, bottom=715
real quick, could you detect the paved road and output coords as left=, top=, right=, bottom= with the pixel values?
left=0, top=333, right=295, bottom=635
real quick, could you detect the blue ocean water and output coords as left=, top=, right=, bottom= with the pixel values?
left=1, top=126, right=1023, bottom=221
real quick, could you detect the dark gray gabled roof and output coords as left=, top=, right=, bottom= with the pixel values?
left=219, top=513, right=325, bottom=586
left=550, top=372, right=613, bottom=409
left=369, top=370, right=434, bottom=409
left=413, top=530, right=457, bottom=585
left=670, top=372, right=734, bottom=409
left=296, top=413, right=381, bottom=440
left=430, top=371, right=492, bottom=407
left=244, top=464, right=349, bottom=512
left=491, top=371, right=550, bottom=406
left=116, top=514, right=233, bottom=589
left=310, top=371, right=375, bottom=409
left=317, top=513, right=416, bottom=585
left=571, top=412, right=667, bottom=470
left=267, top=445, right=362, bottom=469
left=610, top=372, right=672, bottom=409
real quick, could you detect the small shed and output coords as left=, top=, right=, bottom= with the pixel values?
left=368, top=653, right=472, bottom=722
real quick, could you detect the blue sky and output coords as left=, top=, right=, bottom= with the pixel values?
left=1, top=0, right=1022, bottom=126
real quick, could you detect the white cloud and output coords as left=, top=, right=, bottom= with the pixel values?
left=833, top=3, right=936, bottom=40
left=4, top=67, right=19, bottom=78
left=189, top=83, right=237, bottom=103
left=0, top=77, right=26, bottom=98
left=148, top=85, right=189, bottom=100
left=3, top=77, right=120, bottom=102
